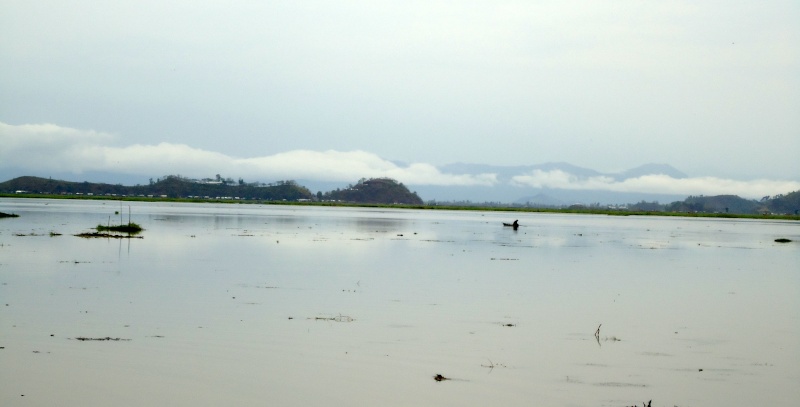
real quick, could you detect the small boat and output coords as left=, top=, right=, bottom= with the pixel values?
left=503, top=220, right=519, bottom=229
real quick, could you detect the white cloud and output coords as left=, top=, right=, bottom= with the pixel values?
left=2, top=2, right=798, bottom=179
left=3, top=121, right=796, bottom=197
left=0, top=122, right=496, bottom=186
left=511, top=170, right=800, bottom=199
left=0, top=122, right=118, bottom=173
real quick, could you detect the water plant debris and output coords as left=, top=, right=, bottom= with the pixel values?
left=73, top=337, right=131, bottom=341
left=97, top=222, right=143, bottom=234
left=309, top=314, right=354, bottom=322
left=75, top=232, right=143, bottom=239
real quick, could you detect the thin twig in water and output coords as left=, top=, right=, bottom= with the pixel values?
left=595, top=324, right=602, bottom=347
left=481, top=358, right=507, bottom=372
left=309, top=314, right=354, bottom=322
left=74, top=336, right=131, bottom=341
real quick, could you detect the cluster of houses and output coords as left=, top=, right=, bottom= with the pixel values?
left=16, top=190, right=169, bottom=198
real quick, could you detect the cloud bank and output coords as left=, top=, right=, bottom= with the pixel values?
left=0, top=122, right=496, bottom=186
left=511, top=170, right=800, bottom=199
left=2, top=121, right=797, bottom=199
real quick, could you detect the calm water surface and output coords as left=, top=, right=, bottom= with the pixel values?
left=1, top=198, right=798, bottom=406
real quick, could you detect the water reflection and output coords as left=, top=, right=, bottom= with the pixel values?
left=0, top=199, right=798, bottom=407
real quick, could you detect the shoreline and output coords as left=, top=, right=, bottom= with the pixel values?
left=2, top=193, right=799, bottom=221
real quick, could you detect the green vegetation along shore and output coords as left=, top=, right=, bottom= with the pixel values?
left=1, top=175, right=798, bottom=220
left=2, top=192, right=798, bottom=221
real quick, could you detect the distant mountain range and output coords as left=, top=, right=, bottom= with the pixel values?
left=409, top=162, right=690, bottom=204
left=438, top=162, right=688, bottom=181
left=1, top=172, right=798, bottom=215
left=0, top=161, right=784, bottom=206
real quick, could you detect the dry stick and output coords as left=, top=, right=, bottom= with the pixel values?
left=594, top=324, right=602, bottom=347
left=481, top=358, right=506, bottom=371
left=482, top=359, right=495, bottom=370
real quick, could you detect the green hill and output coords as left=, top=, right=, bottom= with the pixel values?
left=663, top=191, right=800, bottom=215
left=0, top=175, right=424, bottom=204
left=665, top=194, right=761, bottom=214
left=324, top=178, right=423, bottom=205
left=0, top=175, right=314, bottom=201
left=0, top=176, right=129, bottom=196
left=766, top=190, right=800, bottom=215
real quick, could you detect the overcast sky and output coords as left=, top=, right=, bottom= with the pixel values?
left=1, top=1, right=798, bottom=197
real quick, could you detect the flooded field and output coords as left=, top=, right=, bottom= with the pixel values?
left=1, top=198, right=798, bottom=406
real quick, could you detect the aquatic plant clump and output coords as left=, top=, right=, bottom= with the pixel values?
left=75, top=232, right=143, bottom=239
left=96, top=222, right=143, bottom=234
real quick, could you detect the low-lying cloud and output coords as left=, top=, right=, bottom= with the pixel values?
left=2, top=121, right=797, bottom=199
left=0, top=122, right=497, bottom=186
left=511, top=170, right=800, bottom=199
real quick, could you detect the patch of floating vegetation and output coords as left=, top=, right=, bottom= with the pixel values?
left=310, top=314, right=354, bottom=322
left=593, top=382, right=646, bottom=388
left=76, top=221, right=144, bottom=238
left=73, top=337, right=131, bottom=341
left=97, top=222, right=143, bottom=234
left=75, top=232, right=143, bottom=239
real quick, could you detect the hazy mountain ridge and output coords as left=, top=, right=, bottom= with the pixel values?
left=663, top=192, right=800, bottom=215
left=2, top=175, right=798, bottom=215
left=439, top=162, right=687, bottom=182
left=615, top=163, right=688, bottom=180
left=664, top=195, right=760, bottom=214
left=0, top=161, right=688, bottom=204
left=768, top=190, right=800, bottom=214
left=423, top=162, right=689, bottom=204
left=439, top=161, right=603, bottom=181
left=1, top=161, right=792, bottom=208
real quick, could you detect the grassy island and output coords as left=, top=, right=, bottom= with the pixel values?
left=96, top=222, right=143, bottom=234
